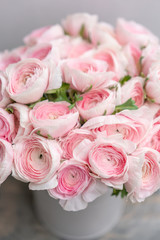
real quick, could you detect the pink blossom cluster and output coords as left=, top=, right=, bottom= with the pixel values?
left=1, top=13, right=160, bottom=211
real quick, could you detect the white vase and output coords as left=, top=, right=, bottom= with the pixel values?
left=33, top=189, right=125, bottom=240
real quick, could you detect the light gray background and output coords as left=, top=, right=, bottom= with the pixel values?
left=0, top=0, right=159, bottom=51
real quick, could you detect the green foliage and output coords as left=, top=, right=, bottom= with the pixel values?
left=5, top=107, right=14, bottom=114
left=112, top=186, right=128, bottom=198
left=119, top=75, right=131, bottom=86
left=113, top=98, right=138, bottom=114
left=28, top=83, right=83, bottom=111
left=79, top=24, right=85, bottom=38
left=68, top=93, right=83, bottom=109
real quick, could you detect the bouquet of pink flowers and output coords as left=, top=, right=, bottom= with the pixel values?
left=1, top=13, right=160, bottom=211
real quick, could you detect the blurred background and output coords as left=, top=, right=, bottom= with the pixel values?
left=0, top=0, right=159, bottom=51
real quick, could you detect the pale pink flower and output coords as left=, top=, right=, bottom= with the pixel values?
left=76, top=88, right=116, bottom=120
left=6, top=58, right=62, bottom=104
left=145, top=62, right=160, bottom=103
left=62, top=58, right=115, bottom=92
left=73, top=135, right=136, bottom=189
left=116, top=18, right=158, bottom=47
left=48, top=160, right=107, bottom=211
left=123, top=43, right=141, bottom=76
left=0, top=108, right=15, bottom=142
left=12, top=134, right=62, bottom=190
left=82, top=107, right=151, bottom=144
left=23, top=43, right=59, bottom=62
left=126, top=148, right=160, bottom=202
left=0, top=50, right=21, bottom=71
left=60, top=128, right=95, bottom=159
left=29, top=101, right=79, bottom=138
left=0, top=139, right=13, bottom=184
left=121, top=77, right=144, bottom=107
left=82, top=45, right=127, bottom=80
left=0, top=72, right=11, bottom=108
left=62, top=13, right=98, bottom=37
left=90, top=22, right=120, bottom=48
left=24, top=25, right=64, bottom=46
left=8, top=103, right=33, bottom=143
left=141, top=44, right=160, bottom=76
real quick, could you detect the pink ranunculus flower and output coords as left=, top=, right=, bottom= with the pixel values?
left=24, top=25, right=64, bottom=46
left=48, top=160, right=107, bottom=211
left=125, top=148, right=160, bottom=202
left=0, top=139, right=13, bottom=185
left=23, top=42, right=59, bottom=62
left=29, top=101, right=79, bottom=138
left=121, top=77, right=145, bottom=107
left=82, top=45, right=127, bottom=81
left=6, top=58, right=62, bottom=104
left=145, top=62, right=160, bottom=103
left=90, top=22, right=121, bottom=48
left=0, top=108, right=15, bottom=142
left=12, top=45, right=28, bottom=57
left=0, top=50, right=21, bottom=71
left=143, top=102, right=160, bottom=120
left=66, top=37, right=93, bottom=59
left=116, top=18, right=158, bottom=47
left=82, top=106, right=151, bottom=144
left=76, top=88, right=116, bottom=120
left=62, top=13, right=98, bottom=37
left=139, top=116, right=160, bottom=153
left=8, top=103, right=33, bottom=143
left=123, top=43, right=142, bottom=76
left=141, top=44, right=160, bottom=76
left=73, top=135, right=136, bottom=189
left=12, top=134, right=62, bottom=190
left=60, top=128, right=96, bottom=159
left=0, top=72, right=11, bottom=108
left=62, top=58, right=115, bottom=92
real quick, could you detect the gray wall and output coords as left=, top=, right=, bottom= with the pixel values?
left=0, top=0, right=159, bottom=51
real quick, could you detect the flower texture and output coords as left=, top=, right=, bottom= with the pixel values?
left=76, top=88, right=116, bottom=120
left=0, top=108, right=15, bottom=142
left=73, top=135, right=136, bottom=189
left=62, top=57, right=115, bottom=92
left=0, top=139, right=13, bottom=184
left=12, top=134, right=62, bottom=190
left=126, top=148, right=160, bottom=202
left=29, top=101, right=79, bottom=138
left=48, top=160, right=107, bottom=211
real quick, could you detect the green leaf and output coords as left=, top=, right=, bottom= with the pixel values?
left=144, top=77, right=149, bottom=86
left=140, top=45, right=146, bottom=50
left=36, top=130, right=43, bottom=137
left=79, top=24, right=85, bottom=38
left=68, top=93, right=83, bottom=109
left=64, top=30, right=70, bottom=36
left=47, top=134, right=53, bottom=140
left=140, top=72, right=145, bottom=78
left=108, top=85, right=118, bottom=91
left=103, top=110, right=107, bottom=116
left=75, top=93, right=83, bottom=102
left=119, top=75, right=131, bottom=86
left=68, top=103, right=75, bottom=110
left=46, top=83, right=70, bottom=94
left=139, top=56, right=144, bottom=65
left=54, top=94, right=70, bottom=103
left=113, top=98, right=138, bottom=114
left=111, top=186, right=128, bottom=198
left=6, top=107, right=14, bottom=114
left=45, top=83, right=71, bottom=103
